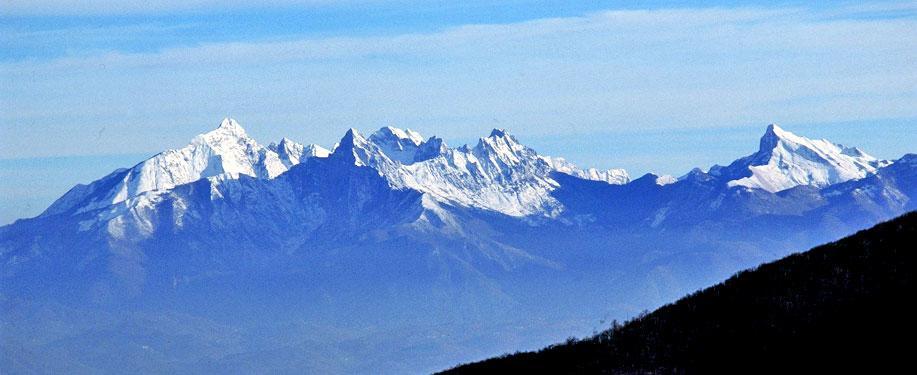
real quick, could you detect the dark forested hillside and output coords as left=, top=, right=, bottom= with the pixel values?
left=441, top=212, right=917, bottom=374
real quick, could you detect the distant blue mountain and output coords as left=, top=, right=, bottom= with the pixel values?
left=1, top=119, right=914, bottom=373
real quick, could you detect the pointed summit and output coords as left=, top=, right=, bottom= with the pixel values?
left=371, top=126, right=425, bottom=146
left=489, top=128, right=509, bottom=138
left=758, top=123, right=800, bottom=155
left=367, top=126, right=431, bottom=164
left=480, top=128, right=521, bottom=147
left=339, top=128, right=365, bottom=148
left=764, top=123, right=784, bottom=134
left=218, top=117, right=235, bottom=128
left=474, top=128, right=536, bottom=168
left=42, top=117, right=290, bottom=216
left=268, top=137, right=329, bottom=168
left=720, top=124, right=889, bottom=192
left=194, top=118, right=260, bottom=158
left=201, top=117, right=250, bottom=145
left=271, top=137, right=306, bottom=167
left=216, top=117, right=245, bottom=132
left=330, top=128, right=372, bottom=166
left=481, top=129, right=524, bottom=151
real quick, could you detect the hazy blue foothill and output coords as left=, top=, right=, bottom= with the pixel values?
left=442, top=212, right=917, bottom=374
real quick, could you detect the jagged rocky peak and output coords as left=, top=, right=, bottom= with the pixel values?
left=304, top=144, right=332, bottom=158
left=182, top=117, right=286, bottom=179
left=486, top=128, right=520, bottom=144
left=329, top=128, right=371, bottom=166
left=724, top=123, right=889, bottom=192
left=330, top=128, right=365, bottom=152
left=368, top=126, right=429, bottom=164
left=42, top=118, right=290, bottom=216
left=43, top=121, right=638, bottom=221
left=269, top=137, right=304, bottom=167
left=274, top=137, right=300, bottom=149
left=270, top=137, right=330, bottom=167
left=331, top=126, right=447, bottom=166
left=489, top=128, right=509, bottom=138
left=370, top=126, right=425, bottom=146
left=414, top=136, right=448, bottom=163
left=475, top=128, right=531, bottom=165
left=475, top=129, right=631, bottom=185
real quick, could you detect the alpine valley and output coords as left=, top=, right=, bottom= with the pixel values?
left=1, top=119, right=914, bottom=373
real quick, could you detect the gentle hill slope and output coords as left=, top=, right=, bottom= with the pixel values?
left=442, top=211, right=917, bottom=374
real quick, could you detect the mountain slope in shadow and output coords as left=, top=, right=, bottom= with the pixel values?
left=442, top=211, right=917, bottom=374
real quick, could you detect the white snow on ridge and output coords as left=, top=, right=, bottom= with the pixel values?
left=332, top=127, right=566, bottom=217
left=269, top=137, right=330, bottom=167
left=324, top=126, right=637, bottom=217
left=655, top=175, right=677, bottom=186
left=542, top=156, right=630, bottom=185
left=367, top=126, right=428, bottom=164
left=44, top=118, right=889, bottom=224
left=723, top=124, right=890, bottom=193
left=43, top=118, right=325, bottom=216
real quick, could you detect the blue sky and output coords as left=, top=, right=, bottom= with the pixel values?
left=1, top=1, right=916, bottom=224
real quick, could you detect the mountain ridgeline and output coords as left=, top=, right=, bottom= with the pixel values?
left=1, top=119, right=915, bottom=373
left=442, top=212, right=917, bottom=374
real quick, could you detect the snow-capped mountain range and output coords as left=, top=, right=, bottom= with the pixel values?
left=32, top=118, right=895, bottom=229
left=1, top=118, right=914, bottom=374
left=40, top=118, right=638, bottom=226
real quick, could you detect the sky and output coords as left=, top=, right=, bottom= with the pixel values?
left=1, top=1, right=916, bottom=224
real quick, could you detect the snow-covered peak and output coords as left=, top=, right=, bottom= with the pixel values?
left=541, top=156, right=630, bottom=185
left=181, top=118, right=285, bottom=179
left=43, top=118, right=292, bottom=216
left=192, top=118, right=251, bottom=150
left=371, top=126, right=425, bottom=146
left=217, top=117, right=245, bottom=131
left=277, top=137, right=296, bottom=146
left=368, top=126, right=428, bottom=164
left=755, top=124, right=800, bottom=159
left=269, top=137, right=330, bottom=167
left=304, top=144, right=331, bottom=158
left=43, top=122, right=627, bottom=220
left=489, top=128, right=509, bottom=138
left=475, top=129, right=529, bottom=166
left=330, top=128, right=375, bottom=166
left=331, top=126, right=447, bottom=166
left=413, top=136, right=448, bottom=162
left=724, top=124, right=890, bottom=192
left=322, top=127, right=563, bottom=217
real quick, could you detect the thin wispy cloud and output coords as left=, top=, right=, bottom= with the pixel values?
left=0, top=0, right=366, bottom=15
left=1, top=3, right=915, bottom=165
